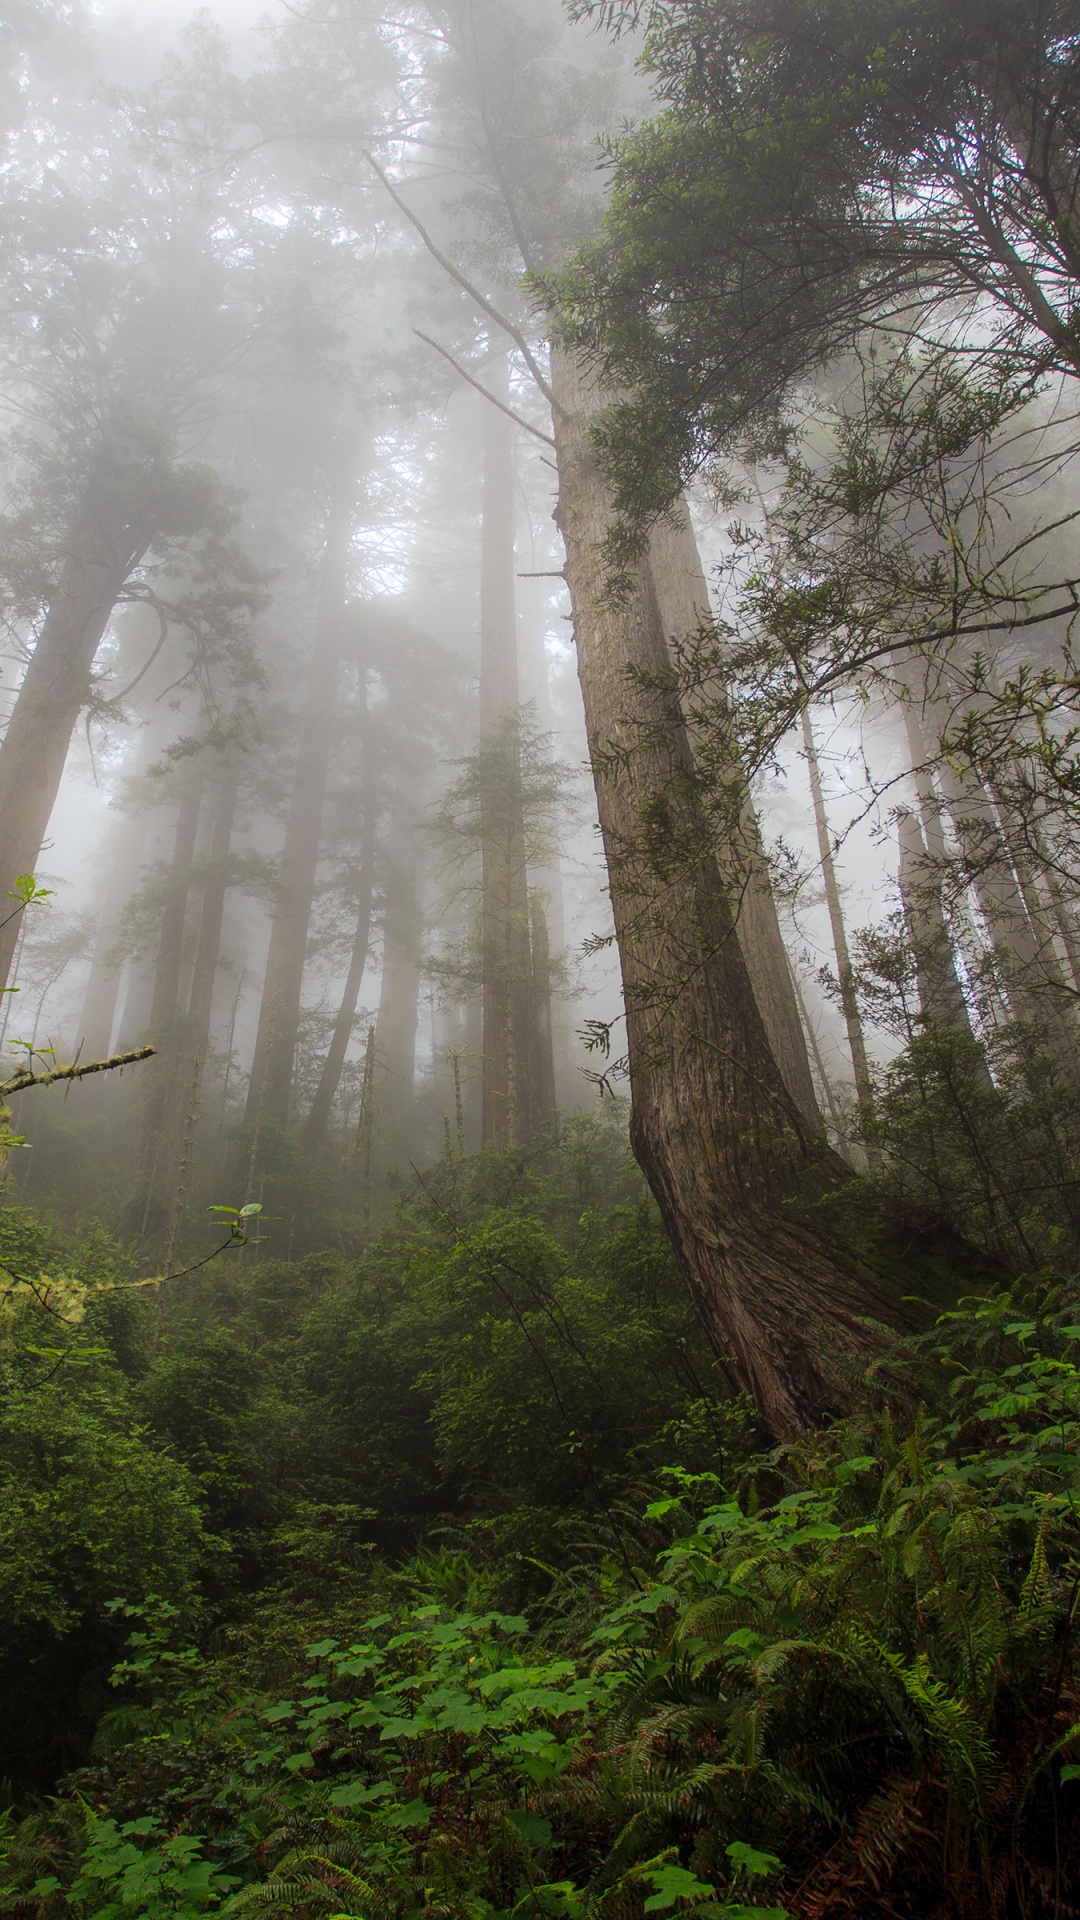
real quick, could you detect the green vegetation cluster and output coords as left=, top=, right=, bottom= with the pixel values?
left=0, top=1114, right=1077, bottom=1920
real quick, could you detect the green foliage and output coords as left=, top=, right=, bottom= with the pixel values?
left=5, top=1263, right=1080, bottom=1918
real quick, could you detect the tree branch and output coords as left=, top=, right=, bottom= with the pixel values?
left=362, top=148, right=563, bottom=415
left=412, top=330, right=555, bottom=443
left=0, top=1045, right=156, bottom=1099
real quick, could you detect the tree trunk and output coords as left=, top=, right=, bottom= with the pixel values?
left=78, top=809, right=151, bottom=1059
left=246, top=488, right=351, bottom=1128
left=187, top=772, right=239, bottom=1047
left=897, top=807, right=983, bottom=1040
left=530, top=891, right=557, bottom=1127
left=375, top=796, right=423, bottom=1163
left=0, top=541, right=141, bottom=989
left=801, top=710, right=880, bottom=1167
left=303, top=667, right=377, bottom=1150
left=136, top=770, right=204, bottom=1202
left=479, top=373, right=537, bottom=1148
left=647, top=509, right=821, bottom=1126
left=551, top=345, right=899, bottom=1437
left=148, top=769, right=239, bottom=1254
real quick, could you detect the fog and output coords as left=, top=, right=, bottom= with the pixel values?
left=3, top=0, right=1073, bottom=1261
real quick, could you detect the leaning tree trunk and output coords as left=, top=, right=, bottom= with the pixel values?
left=0, top=538, right=144, bottom=989
left=246, top=486, right=351, bottom=1128
left=303, top=665, right=377, bottom=1150
left=551, top=346, right=901, bottom=1437
left=647, top=508, right=821, bottom=1126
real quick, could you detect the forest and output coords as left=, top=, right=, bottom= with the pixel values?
left=1, top=0, right=1080, bottom=1914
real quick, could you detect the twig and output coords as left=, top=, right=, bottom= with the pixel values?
left=412, top=330, right=556, bottom=444
left=0, top=1045, right=156, bottom=1099
left=362, top=148, right=563, bottom=414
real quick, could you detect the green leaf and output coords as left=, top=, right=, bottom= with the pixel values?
left=642, top=1863, right=717, bottom=1909
left=726, top=1841, right=783, bottom=1879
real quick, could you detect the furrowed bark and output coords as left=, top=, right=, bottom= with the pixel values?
left=648, top=507, right=821, bottom=1126
left=551, top=345, right=899, bottom=1437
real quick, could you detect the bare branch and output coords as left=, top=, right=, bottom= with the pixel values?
left=412, top=330, right=555, bottom=444
left=362, top=148, right=563, bottom=415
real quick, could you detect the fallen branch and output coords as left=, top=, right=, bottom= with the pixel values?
left=0, top=1045, right=156, bottom=1099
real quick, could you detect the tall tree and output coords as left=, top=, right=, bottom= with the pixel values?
left=302, top=664, right=377, bottom=1150
left=246, top=478, right=354, bottom=1131
left=0, top=42, right=273, bottom=988
left=551, top=347, right=900, bottom=1435
left=478, top=377, right=538, bottom=1148
left=801, top=711, right=879, bottom=1164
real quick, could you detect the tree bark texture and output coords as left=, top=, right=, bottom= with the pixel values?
left=246, top=487, right=352, bottom=1128
left=551, top=345, right=900, bottom=1437
left=0, top=542, right=142, bottom=989
left=648, top=508, right=821, bottom=1127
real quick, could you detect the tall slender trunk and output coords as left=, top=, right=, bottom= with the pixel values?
left=148, top=769, right=240, bottom=1255
left=530, top=891, right=557, bottom=1127
left=246, top=487, right=352, bottom=1127
left=519, top=594, right=579, bottom=1112
left=303, top=668, right=377, bottom=1150
left=647, top=509, right=821, bottom=1126
left=790, top=964, right=854, bottom=1159
left=801, top=710, right=880, bottom=1167
left=137, top=770, right=204, bottom=1198
left=375, top=797, right=423, bottom=1163
left=0, top=538, right=144, bottom=990
left=551, top=347, right=900, bottom=1437
left=897, top=807, right=983, bottom=1041
left=78, top=810, right=151, bottom=1059
left=187, top=773, right=239, bottom=1047
left=479, top=375, right=536, bottom=1148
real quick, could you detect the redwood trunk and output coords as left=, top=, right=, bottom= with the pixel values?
left=648, top=509, right=821, bottom=1126
left=375, top=796, right=423, bottom=1162
left=479, top=375, right=536, bottom=1148
left=802, top=710, right=880, bottom=1165
left=897, top=807, right=982, bottom=1039
left=0, top=544, right=140, bottom=988
left=246, top=489, right=351, bottom=1127
left=303, top=668, right=377, bottom=1150
left=137, top=770, right=204, bottom=1200
left=147, top=770, right=239, bottom=1249
left=78, top=809, right=151, bottom=1059
left=551, top=347, right=898, bottom=1436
